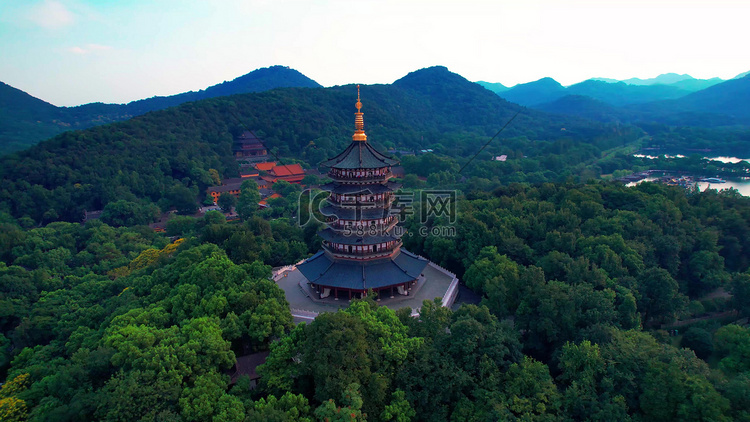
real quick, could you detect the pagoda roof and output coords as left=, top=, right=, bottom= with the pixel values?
left=319, top=181, right=401, bottom=194
left=235, top=130, right=263, bottom=142
left=318, top=228, right=399, bottom=245
left=321, top=141, right=399, bottom=170
left=297, top=249, right=429, bottom=290
left=320, top=204, right=393, bottom=220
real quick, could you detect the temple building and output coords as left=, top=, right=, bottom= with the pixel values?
left=260, top=163, right=306, bottom=184
left=297, top=87, right=429, bottom=300
left=233, top=131, right=268, bottom=163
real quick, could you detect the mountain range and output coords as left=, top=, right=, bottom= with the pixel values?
left=1, top=65, right=634, bottom=223
left=0, top=65, right=320, bottom=155
left=3, top=65, right=750, bottom=157
left=477, top=71, right=750, bottom=126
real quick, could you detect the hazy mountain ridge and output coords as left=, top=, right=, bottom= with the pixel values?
left=475, top=81, right=509, bottom=93
left=481, top=71, right=750, bottom=127
left=627, top=73, right=750, bottom=125
left=0, top=66, right=321, bottom=155
left=495, top=76, right=694, bottom=108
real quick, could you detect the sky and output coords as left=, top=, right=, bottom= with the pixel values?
left=1, top=0, right=749, bottom=107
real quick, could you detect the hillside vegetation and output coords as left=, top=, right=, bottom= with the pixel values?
left=0, top=66, right=320, bottom=155
left=0, top=66, right=641, bottom=225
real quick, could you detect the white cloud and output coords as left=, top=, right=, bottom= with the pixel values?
left=67, top=44, right=114, bottom=55
left=28, top=0, right=75, bottom=29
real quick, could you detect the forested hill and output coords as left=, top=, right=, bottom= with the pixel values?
left=0, top=66, right=638, bottom=224
left=0, top=82, right=68, bottom=154
left=0, top=66, right=321, bottom=155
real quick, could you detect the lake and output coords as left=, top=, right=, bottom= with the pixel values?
left=627, top=175, right=750, bottom=196
left=629, top=154, right=750, bottom=196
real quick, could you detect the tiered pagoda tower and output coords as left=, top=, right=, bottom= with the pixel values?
left=297, top=87, right=429, bottom=300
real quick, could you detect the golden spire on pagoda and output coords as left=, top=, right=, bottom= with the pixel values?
left=352, top=85, right=367, bottom=142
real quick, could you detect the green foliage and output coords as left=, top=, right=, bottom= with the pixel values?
left=1, top=96, right=749, bottom=422
left=0, top=333, right=9, bottom=370
left=731, top=273, right=750, bottom=317
left=245, top=391, right=313, bottom=422
left=312, top=383, right=365, bottom=422
left=166, top=215, right=198, bottom=236
left=499, top=356, right=561, bottom=420
left=381, top=389, right=415, bottom=422
left=217, top=192, right=237, bottom=213
left=169, top=183, right=200, bottom=215
left=237, top=180, right=261, bottom=221
left=714, top=325, right=750, bottom=375
left=0, top=216, right=296, bottom=421
left=100, top=200, right=160, bottom=227
left=680, top=327, right=714, bottom=360
left=638, top=268, right=687, bottom=324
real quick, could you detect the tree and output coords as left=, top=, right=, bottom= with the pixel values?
left=313, top=383, right=365, bottom=422
left=169, top=184, right=199, bottom=215
left=637, top=268, right=687, bottom=324
left=731, top=273, right=750, bottom=317
left=237, top=180, right=261, bottom=221
left=0, top=396, right=27, bottom=422
left=179, top=372, right=244, bottom=422
left=0, top=333, right=10, bottom=369
left=100, top=200, right=159, bottom=227
left=463, top=246, right=522, bottom=316
left=217, top=192, right=237, bottom=213
left=500, top=357, right=561, bottom=421
left=680, top=327, right=714, bottom=360
left=245, top=392, right=313, bottom=422
left=714, top=325, right=750, bottom=375
left=557, top=341, right=629, bottom=421
left=639, top=360, right=730, bottom=421
left=381, top=389, right=416, bottom=422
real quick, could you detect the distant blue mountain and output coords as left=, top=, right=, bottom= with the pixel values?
left=630, top=73, right=750, bottom=125
left=476, top=81, right=509, bottom=93
left=533, top=74, right=750, bottom=127
left=497, top=77, right=566, bottom=106
left=621, top=73, right=694, bottom=86
left=495, top=77, right=690, bottom=108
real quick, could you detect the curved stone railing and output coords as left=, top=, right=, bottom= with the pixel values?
left=425, top=260, right=460, bottom=308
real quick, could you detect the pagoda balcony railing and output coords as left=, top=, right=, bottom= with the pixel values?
left=329, top=171, right=393, bottom=183
left=327, top=197, right=395, bottom=209
left=322, top=241, right=402, bottom=260
left=328, top=218, right=397, bottom=232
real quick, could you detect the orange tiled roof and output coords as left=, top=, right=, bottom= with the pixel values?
left=268, top=193, right=282, bottom=199
left=270, top=164, right=304, bottom=177
left=254, top=162, right=277, bottom=171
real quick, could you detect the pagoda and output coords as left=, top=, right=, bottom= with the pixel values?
left=233, top=130, right=268, bottom=163
left=297, top=87, right=429, bottom=300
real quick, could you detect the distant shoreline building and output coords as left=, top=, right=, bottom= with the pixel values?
left=296, top=87, right=430, bottom=300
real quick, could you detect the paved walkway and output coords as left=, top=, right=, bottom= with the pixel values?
left=276, top=263, right=457, bottom=321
